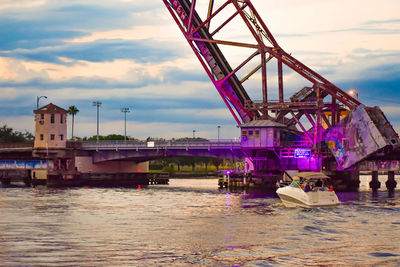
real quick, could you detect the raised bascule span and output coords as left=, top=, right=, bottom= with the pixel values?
left=163, top=0, right=400, bottom=187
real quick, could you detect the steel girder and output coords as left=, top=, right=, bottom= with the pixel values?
left=162, top=0, right=361, bottom=146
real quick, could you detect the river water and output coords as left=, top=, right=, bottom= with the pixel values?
left=1, top=176, right=400, bottom=266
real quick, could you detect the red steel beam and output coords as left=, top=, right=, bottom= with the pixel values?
left=164, top=0, right=363, bottom=135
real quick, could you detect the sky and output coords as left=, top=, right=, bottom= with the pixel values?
left=0, top=0, right=399, bottom=140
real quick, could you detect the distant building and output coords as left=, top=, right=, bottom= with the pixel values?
left=34, top=103, right=67, bottom=149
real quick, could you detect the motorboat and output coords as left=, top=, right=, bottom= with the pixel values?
left=276, top=172, right=340, bottom=208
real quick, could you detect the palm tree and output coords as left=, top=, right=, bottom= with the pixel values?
left=67, top=105, right=79, bottom=139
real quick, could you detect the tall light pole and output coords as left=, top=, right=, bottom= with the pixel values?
left=92, top=101, right=102, bottom=143
left=348, top=89, right=358, bottom=100
left=217, top=125, right=221, bottom=141
left=193, top=130, right=196, bottom=139
left=121, top=107, right=130, bottom=142
left=36, top=95, right=47, bottom=109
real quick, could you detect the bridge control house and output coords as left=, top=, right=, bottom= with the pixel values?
left=239, top=120, right=302, bottom=180
left=34, top=103, right=67, bottom=149
left=240, top=120, right=286, bottom=148
left=32, top=103, right=68, bottom=182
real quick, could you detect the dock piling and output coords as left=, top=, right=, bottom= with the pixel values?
left=385, top=171, right=397, bottom=191
left=369, top=171, right=381, bottom=191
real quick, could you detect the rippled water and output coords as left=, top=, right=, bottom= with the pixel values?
left=1, top=176, right=400, bottom=266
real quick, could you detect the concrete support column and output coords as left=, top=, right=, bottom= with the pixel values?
left=385, top=171, right=397, bottom=191
left=369, top=171, right=381, bottom=191
left=347, top=171, right=360, bottom=192
left=0, top=177, right=11, bottom=187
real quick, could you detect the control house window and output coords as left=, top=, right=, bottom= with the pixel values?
left=60, top=134, right=64, bottom=141
left=50, top=134, right=55, bottom=140
left=50, top=114, right=55, bottom=124
left=60, top=114, right=63, bottom=124
left=40, top=134, right=44, bottom=141
left=40, top=114, right=44, bottom=120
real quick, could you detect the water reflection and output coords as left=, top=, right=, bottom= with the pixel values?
left=0, top=178, right=399, bottom=266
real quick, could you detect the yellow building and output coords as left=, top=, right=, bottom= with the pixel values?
left=33, top=103, right=67, bottom=149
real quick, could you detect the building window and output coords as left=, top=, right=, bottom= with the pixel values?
left=50, top=134, right=55, bottom=140
left=40, top=134, right=44, bottom=141
left=60, top=134, right=64, bottom=141
left=242, top=130, right=247, bottom=136
left=40, top=114, right=44, bottom=120
left=255, top=130, right=260, bottom=139
left=60, top=114, right=63, bottom=124
left=248, top=130, right=253, bottom=139
left=50, top=114, right=55, bottom=124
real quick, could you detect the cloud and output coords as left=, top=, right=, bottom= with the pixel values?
left=324, top=23, right=400, bottom=35
left=339, top=19, right=400, bottom=35
left=1, top=39, right=180, bottom=64
left=0, top=1, right=167, bottom=52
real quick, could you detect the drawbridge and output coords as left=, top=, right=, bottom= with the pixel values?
left=163, top=0, right=399, bottom=185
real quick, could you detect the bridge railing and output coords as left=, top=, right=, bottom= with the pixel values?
left=0, top=142, right=34, bottom=148
left=81, top=139, right=241, bottom=150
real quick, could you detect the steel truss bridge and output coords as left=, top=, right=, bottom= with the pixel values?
left=1, top=1, right=399, bottom=190
left=162, top=0, right=400, bottom=178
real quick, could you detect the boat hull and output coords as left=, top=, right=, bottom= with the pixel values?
left=276, top=186, right=340, bottom=208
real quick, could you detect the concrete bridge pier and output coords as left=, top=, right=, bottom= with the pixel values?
left=23, top=171, right=32, bottom=187
left=0, top=170, right=32, bottom=187
left=0, top=177, right=11, bottom=187
left=385, top=171, right=397, bottom=191
left=369, top=171, right=381, bottom=191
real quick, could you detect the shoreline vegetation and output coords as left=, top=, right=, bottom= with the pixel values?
left=149, top=157, right=244, bottom=178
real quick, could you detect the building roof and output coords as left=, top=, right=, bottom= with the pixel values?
left=34, top=103, right=68, bottom=114
left=240, top=120, right=286, bottom=128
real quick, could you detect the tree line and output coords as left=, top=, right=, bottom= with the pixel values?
left=150, top=156, right=225, bottom=172
left=0, top=125, right=34, bottom=143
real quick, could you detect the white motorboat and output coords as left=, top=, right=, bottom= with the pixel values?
left=276, top=172, right=340, bottom=208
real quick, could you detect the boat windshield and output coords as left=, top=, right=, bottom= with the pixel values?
left=308, top=178, right=327, bottom=187
left=289, top=181, right=301, bottom=188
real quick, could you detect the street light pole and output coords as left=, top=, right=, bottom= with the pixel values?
left=92, top=101, right=102, bottom=143
left=36, top=95, right=47, bottom=109
left=193, top=130, right=196, bottom=139
left=348, top=89, right=359, bottom=101
left=217, top=125, right=221, bottom=141
left=121, top=108, right=130, bottom=142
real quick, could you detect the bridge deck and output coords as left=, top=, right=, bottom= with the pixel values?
left=81, top=139, right=242, bottom=150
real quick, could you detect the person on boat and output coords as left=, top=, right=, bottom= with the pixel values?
left=315, top=179, right=323, bottom=187
left=304, top=182, right=311, bottom=192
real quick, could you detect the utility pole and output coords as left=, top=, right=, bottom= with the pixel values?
left=121, top=108, right=130, bottom=142
left=217, top=125, right=221, bottom=141
left=92, top=101, right=102, bottom=143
